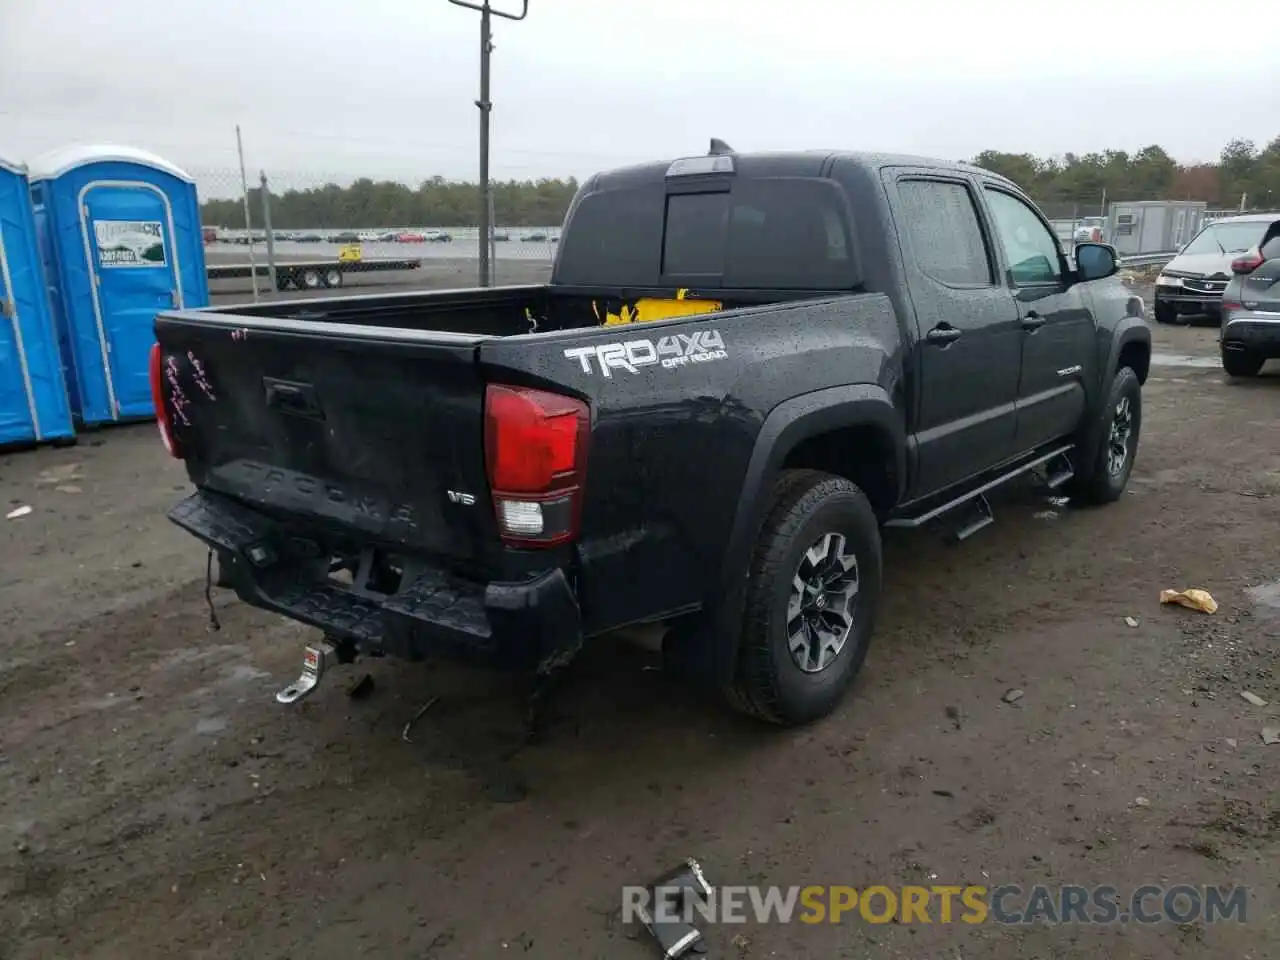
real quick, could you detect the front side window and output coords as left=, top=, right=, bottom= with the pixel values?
left=984, top=189, right=1062, bottom=286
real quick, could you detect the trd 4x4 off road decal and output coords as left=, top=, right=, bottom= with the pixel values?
left=563, top=330, right=728, bottom=377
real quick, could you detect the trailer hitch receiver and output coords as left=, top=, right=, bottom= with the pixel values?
left=276, top=639, right=334, bottom=704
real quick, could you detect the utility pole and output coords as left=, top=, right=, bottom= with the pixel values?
left=235, top=125, right=260, bottom=302
left=259, top=171, right=278, bottom=294
left=448, top=0, right=529, bottom=287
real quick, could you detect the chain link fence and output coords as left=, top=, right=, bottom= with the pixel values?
left=192, top=165, right=565, bottom=302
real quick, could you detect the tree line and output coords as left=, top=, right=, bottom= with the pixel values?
left=973, top=135, right=1280, bottom=217
left=199, top=175, right=579, bottom=229
left=199, top=135, right=1280, bottom=229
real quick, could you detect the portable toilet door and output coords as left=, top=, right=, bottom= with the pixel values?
left=28, top=144, right=209, bottom=425
left=0, top=153, right=75, bottom=447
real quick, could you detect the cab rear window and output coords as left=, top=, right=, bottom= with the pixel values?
left=556, top=177, right=860, bottom=290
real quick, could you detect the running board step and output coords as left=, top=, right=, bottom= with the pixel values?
left=1042, top=451, right=1075, bottom=491
left=886, top=444, right=1075, bottom=531
left=951, top=494, right=994, bottom=542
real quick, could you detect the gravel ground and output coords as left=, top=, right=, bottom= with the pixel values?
left=2, top=280, right=1278, bottom=959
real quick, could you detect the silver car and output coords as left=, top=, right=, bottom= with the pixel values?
left=1152, top=214, right=1280, bottom=325
left=1220, top=220, right=1280, bottom=377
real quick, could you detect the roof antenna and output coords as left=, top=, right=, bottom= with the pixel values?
left=708, top=138, right=735, bottom=156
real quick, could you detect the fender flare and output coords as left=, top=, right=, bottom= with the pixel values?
left=1077, top=319, right=1151, bottom=469
left=701, top=383, right=905, bottom=687
left=1103, top=317, right=1152, bottom=386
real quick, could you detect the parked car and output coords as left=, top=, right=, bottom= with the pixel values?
left=1153, top=214, right=1278, bottom=324
left=1219, top=218, right=1280, bottom=377
left=1073, top=217, right=1106, bottom=244
left=425, top=230, right=452, bottom=243
left=328, top=231, right=361, bottom=244
left=152, top=144, right=1149, bottom=731
left=295, top=232, right=324, bottom=243
left=492, top=230, right=511, bottom=242
left=521, top=231, right=549, bottom=242
left=397, top=231, right=427, bottom=243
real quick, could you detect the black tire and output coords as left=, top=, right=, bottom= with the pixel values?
left=1153, top=301, right=1176, bottom=324
left=1222, top=349, right=1264, bottom=378
left=323, top=268, right=343, bottom=289
left=726, top=469, right=882, bottom=725
left=276, top=273, right=292, bottom=292
left=300, top=268, right=322, bottom=291
left=1070, top=366, right=1142, bottom=505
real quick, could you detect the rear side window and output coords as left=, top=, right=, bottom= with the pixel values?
left=662, top=178, right=857, bottom=289
left=896, top=179, right=993, bottom=285
left=1261, top=223, right=1280, bottom=259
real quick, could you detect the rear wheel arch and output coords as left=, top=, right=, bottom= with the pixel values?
left=700, top=386, right=904, bottom=688
left=781, top=424, right=900, bottom=520
left=727, top=385, right=905, bottom=566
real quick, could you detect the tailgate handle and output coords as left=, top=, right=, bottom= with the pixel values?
left=264, top=378, right=324, bottom=419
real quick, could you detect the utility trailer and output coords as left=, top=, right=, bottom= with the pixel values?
left=206, top=256, right=424, bottom=292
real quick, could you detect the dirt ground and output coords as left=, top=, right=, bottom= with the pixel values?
left=2, top=281, right=1278, bottom=959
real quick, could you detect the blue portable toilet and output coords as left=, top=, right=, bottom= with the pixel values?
left=0, top=152, right=75, bottom=447
left=29, top=144, right=209, bottom=425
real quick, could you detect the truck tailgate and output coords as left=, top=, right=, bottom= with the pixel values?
left=155, top=315, right=498, bottom=565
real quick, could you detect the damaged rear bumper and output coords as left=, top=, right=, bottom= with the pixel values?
left=169, top=490, right=581, bottom=672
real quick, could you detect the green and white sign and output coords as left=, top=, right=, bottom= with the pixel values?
left=93, top=220, right=167, bottom=268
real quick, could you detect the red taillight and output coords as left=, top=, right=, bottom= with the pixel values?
left=149, top=342, right=182, bottom=459
left=1231, top=250, right=1265, bottom=274
left=484, top=383, right=589, bottom=547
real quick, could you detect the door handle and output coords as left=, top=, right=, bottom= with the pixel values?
left=1021, top=312, right=1046, bottom=331
left=925, top=324, right=962, bottom=346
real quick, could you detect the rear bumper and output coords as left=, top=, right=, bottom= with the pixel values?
left=1222, top=312, right=1280, bottom=357
left=169, top=490, right=581, bottom=671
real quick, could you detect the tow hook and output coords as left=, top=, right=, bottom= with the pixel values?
left=276, top=639, right=335, bottom=704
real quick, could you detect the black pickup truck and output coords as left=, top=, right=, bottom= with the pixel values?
left=152, top=144, right=1150, bottom=727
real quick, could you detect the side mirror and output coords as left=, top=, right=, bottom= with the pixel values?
left=1075, top=242, right=1118, bottom=282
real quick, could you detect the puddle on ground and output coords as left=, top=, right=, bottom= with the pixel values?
left=1246, top=581, right=1280, bottom=619
left=223, top=664, right=271, bottom=685
left=1150, top=352, right=1219, bottom=369
left=195, top=716, right=228, bottom=736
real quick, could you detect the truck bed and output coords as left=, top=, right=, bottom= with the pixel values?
left=198, top=284, right=818, bottom=336
left=153, top=283, right=892, bottom=596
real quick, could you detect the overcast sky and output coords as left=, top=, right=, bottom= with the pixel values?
left=2, top=0, right=1278, bottom=196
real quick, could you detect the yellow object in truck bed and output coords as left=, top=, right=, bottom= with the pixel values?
left=594, top=288, right=722, bottom=326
